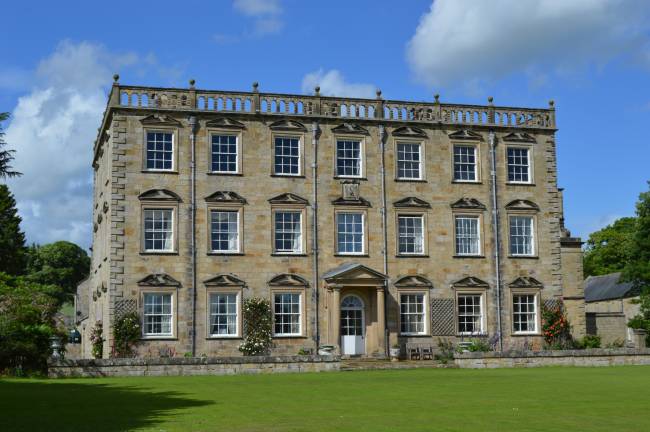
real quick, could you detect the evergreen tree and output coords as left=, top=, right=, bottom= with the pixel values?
left=0, top=112, right=21, bottom=179
left=0, top=185, right=27, bottom=275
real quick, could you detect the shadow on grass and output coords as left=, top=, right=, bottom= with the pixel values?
left=0, top=379, right=213, bottom=432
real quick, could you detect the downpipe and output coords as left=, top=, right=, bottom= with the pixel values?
left=189, top=115, right=198, bottom=356
left=489, top=130, right=504, bottom=351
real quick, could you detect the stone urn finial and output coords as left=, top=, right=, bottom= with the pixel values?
left=113, top=73, right=120, bottom=84
left=189, top=79, right=196, bottom=88
left=434, top=93, right=440, bottom=103
left=314, top=86, right=320, bottom=96
left=252, top=81, right=259, bottom=92
left=376, top=89, right=382, bottom=99
left=488, top=96, right=494, bottom=105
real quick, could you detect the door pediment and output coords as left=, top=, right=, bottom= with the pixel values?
left=323, top=263, right=387, bottom=285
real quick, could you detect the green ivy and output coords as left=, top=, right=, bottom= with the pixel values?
left=239, top=298, right=272, bottom=356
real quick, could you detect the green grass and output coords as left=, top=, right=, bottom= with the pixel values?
left=2, top=366, right=649, bottom=431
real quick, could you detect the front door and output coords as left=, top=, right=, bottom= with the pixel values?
left=340, top=295, right=364, bottom=355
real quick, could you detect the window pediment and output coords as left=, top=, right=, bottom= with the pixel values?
left=394, top=197, right=431, bottom=208
left=138, top=273, right=181, bottom=287
left=204, top=273, right=246, bottom=287
left=452, top=276, right=489, bottom=289
left=394, top=275, right=433, bottom=288
left=332, top=196, right=371, bottom=207
left=269, top=119, right=307, bottom=132
left=331, top=123, right=370, bottom=135
left=392, top=126, right=427, bottom=139
left=268, top=193, right=309, bottom=205
left=509, top=277, right=543, bottom=289
left=205, top=191, right=247, bottom=204
left=140, top=114, right=182, bottom=127
left=505, top=199, right=539, bottom=211
left=138, top=189, right=182, bottom=202
left=205, top=117, right=246, bottom=129
left=450, top=197, right=486, bottom=210
left=448, top=129, right=483, bottom=141
left=503, top=132, right=536, bottom=143
left=268, top=273, right=309, bottom=287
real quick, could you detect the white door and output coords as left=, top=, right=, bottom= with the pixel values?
left=341, top=295, right=365, bottom=355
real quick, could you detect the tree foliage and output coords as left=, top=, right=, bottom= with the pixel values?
left=583, top=217, right=636, bottom=277
left=0, top=185, right=27, bottom=275
left=0, top=112, right=21, bottom=179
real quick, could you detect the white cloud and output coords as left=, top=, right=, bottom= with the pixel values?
left=301, top=69, right=376, bottom=99
left=3, top=41, right=172, bottom=247
left=232, top=0, right=283, bottom=36
left=407, top=0, right=650, bottom=89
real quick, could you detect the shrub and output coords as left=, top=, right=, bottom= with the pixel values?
left=239, top=298, right=272, bottom=356
left=90, top=321, right=104, bottom=359
left=434, top=338, right=455, bottom=364
left=575, top=335, right=601, bottom=349
left=541, top=300, right=573, bottom=349
left=467, top=338, right=491, bottom=352
left=112, top=312, right=141, bottom=358
left=605, top=338, right=625, bottom=348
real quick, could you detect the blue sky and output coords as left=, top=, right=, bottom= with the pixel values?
left=1, top=0, right=649, bottom=248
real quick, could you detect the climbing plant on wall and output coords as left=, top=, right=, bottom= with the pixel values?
left=239, top=297, right=272, bottom=356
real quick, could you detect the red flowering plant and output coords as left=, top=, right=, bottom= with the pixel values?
left=541, top=300, right=573, bottom=349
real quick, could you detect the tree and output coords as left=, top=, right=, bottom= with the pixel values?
left=0, top=185, right=27, bottom=275
left=0, top=112, right=21, bottom=179
left=623, top=182, right=650, bottom=346
left=583, top=217, right=636, bottom=277
left=26, top=241, right=90, bottom=303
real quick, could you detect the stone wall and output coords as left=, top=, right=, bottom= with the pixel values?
left=48, top=355, right=340, bottom=378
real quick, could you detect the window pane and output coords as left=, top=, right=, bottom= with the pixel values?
left=455, top=216, right=480, bottom=255
left=274, top=137, right=300, bottom=175
left=336, top=213, right=363, bottom=253
left=457, top=294, right=483, bottom=334
left=274, top=211, right=302, bottom=253
left=210, top=210, right=239, bottom=252
left=513, top=294, right=537, bottom=333
left=336, top=140, right=361, bottom=177
left=507, top=147, right=530, bottom=183
left=397, top=143, right=421, bottom=179
left=400, top=294, right=425, bottom=334
left=274, top=293, right=301, bottom=335
left=146, top=132, right=173, bottom=170
left=143, top=293, right=173, bottom=336
left=510, top=216, right=534, bottom=256
left=211, top=135, right=238, bottom=173
left=453, top=145, right=476, bottom=181
left=398, top=215, right=424, bottom=254
left=210, top=293, right=238, bottom=335
left=144, top=209, right=173, bottom=251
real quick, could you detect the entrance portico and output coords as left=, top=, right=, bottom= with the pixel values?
left=323, top=263, right=387, bottom=357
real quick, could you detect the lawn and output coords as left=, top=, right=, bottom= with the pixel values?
left=1, top=366, right=649, bottom=432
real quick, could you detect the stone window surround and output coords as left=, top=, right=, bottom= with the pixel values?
left=454, top=288, right=488, bottom=336
left=397, top=288, right=430, bottom=336
left=333, top=134, right=367, bottom=180
left=139, top=287, right=178, bottom=340
left=451, top=141, right=482, bottom=183
left=271, top=204, right=308, bottom=256
left=451, top=207, right=485, bottom=258
left=507, top=213, right=538, bottom=258
left=333, top=207, right=369, bottom=256
left=394, top=209, right=428, bottom=257
left=206, top=288, right=243, bottom=339
left=505, top=144, right=534, bottom=185
left=142, top=126, right=179, bottom=173
left=271, top=131, right=305, bottom=177
left=206, top=203, right=245, bottom=255
left=140, top=203, right=179, bottom=255
left=270, top=287, right=307, bottom=338
left=207, top=128, right=243, bottom=175
left=393, top=137, right=426, bottom=181
left=510, top=289, right=541, bottom=336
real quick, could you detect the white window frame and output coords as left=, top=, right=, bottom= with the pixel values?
left=454, top=215, right=482, bottom=256
left=399, top=291, right=428, bottom=336
left=141, top=291, right=176, bottom=339
left=456, top=291, right=486, bottom=335
left=396, top=141, right=423, bottom=180
left=335, top=211, right=366, bottom=255
left=272, top=209, right=304, bottom=254
left=506, top=146, right=532, bottom=184
left=335, top=138, right=364, bottom=178
left=209, top=132, right=241, bottom=174
left=209, top=209, right=241, bottom=254
left=273, top=135, right=303, bottom=176
left=512, top=292, right=539, bottom=335
left=509, top=215, right=536, bottom=257
left=272, top=291, right=304, bottom=337
left=397, top=214, right=425, bottom=256
left=207, top=291, right=241, bottom=338
left=144, top=129, right=176, bottom=172
left=142, top=207, right=175, bottom=253
left=452, top=144, right=479, bottom=182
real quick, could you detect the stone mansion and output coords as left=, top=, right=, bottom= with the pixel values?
left=79, top=76, right=586, bottom=358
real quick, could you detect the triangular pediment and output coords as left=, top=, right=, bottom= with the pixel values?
left=205, top=117, right=246, bottom=129
left=138, top=189, right=181, bottom=202
left=268, top=273, right=309, bottom=287
left=138, top=273, right=181, bottom=287
left=268, top=193, right=309, bottom=205
left=451, top=197, right=486, bottom=210
left=448, top=129, right=483, bottom=140
left=452, top=276, right=489, bottom=289
left=269, top=119, right=307, bottom=132
left=204, top=274, right=246, bottom=287
left=394, top=197, right=431, bottom=208
left=505, top=199, right=539, bottom=211
left=332, top=196, right=371, bottom=207
left=205, top=191, right=247, bottom=204
left=323, top=263, right=387, bottom=283
left=394, top=275, right=433, bottom=288
left=509, top=277, right=543, bottom=289
left=392, top=126, right=427, bottom=138
left=503, top=132, right=536, bottom=143
left=140, top=114, right=182, bottom=127
left=331, top=123, right=370, bottom=135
